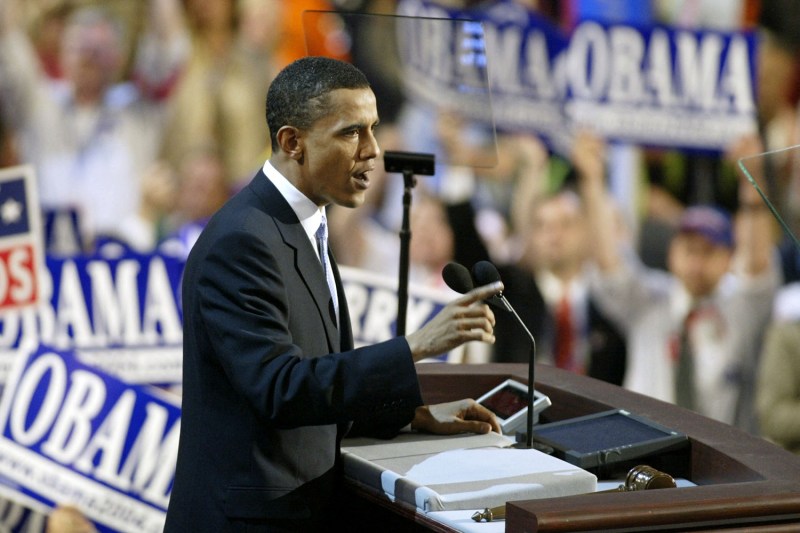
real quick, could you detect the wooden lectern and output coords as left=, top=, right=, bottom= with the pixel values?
left=344, top=363, right=800, bottom=532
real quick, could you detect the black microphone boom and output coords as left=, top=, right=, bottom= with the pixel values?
left=471, top=261, right=539, bottom=450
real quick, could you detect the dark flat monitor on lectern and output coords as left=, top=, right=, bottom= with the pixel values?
left=530, top=409, right=688, bottom=470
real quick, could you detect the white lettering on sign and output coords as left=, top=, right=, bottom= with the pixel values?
left=567, top=22, right=754, bottom=113
left=6, top=353, right=179, bottom=508
left=0, top=257, right=182, bottom=351
left=0, top=246, right=37, bottom=307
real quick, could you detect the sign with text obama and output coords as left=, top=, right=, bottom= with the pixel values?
left=563, top=20, right=757, bottom=151
left=0, top=345, right=179, bottom=533
left=396, top=0, right=758, bottom=153
left=0, top=251, right=184, bottom=387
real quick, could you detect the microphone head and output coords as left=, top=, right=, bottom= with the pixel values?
left=442, top=262, right=474, bottom=294
left=471, top=260, right=511, bottom=312
left=472, top=260, right=502, bottom=286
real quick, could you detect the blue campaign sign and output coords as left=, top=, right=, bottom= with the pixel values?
left=0, top=250, right=185, bottom=387
left=563, top=21, right=757, bottom=151
left=395, top=0, right=757, bottom=153
left=0, top=178, right=31, bottom=238
left=0, top=345, right=180, bottom=533
left=396, top=0, right=571, bottom=153
left=0, top=166, right=44, bottom=312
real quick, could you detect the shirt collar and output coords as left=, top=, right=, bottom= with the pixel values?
left=536, top=269, right=588, bottom=306
left=670, top=283, right=723, bottom=322
left=262, top=160, right=325, bottom=241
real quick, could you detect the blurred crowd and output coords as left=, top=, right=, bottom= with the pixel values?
left=1, top=4, right=800, bottom=519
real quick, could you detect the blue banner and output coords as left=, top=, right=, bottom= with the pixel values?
left=0, top=345, right=180, bottom=533
left=0, top=251, right=185, bottom=387
left=396, top=0, right=758, bottom=153
left=563, top=20, right=757, bottom=150
left=0, top=165, right=45, bottom=312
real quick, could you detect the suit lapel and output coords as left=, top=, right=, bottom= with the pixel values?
left=328, top=250, right=353, bottom=352
left=249, top=172, right=344, bottom=352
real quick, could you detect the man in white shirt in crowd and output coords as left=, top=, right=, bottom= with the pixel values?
left=575, top=130, right=780, bottom=433
left=0, top=0, right=189, bottom=251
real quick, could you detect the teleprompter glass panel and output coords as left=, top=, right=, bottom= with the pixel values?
left=738, top=144, right=800, bottom=250
left=302, top=10, right=498, bottom=170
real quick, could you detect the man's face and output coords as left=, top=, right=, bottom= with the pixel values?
left=528, top=194, right=587, bottom=272
left=294, top=88, right=380, bottom=208
left=668, top=233, right=732, bottom=298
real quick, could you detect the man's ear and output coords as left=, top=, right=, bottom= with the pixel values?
left=275, top=126, right=304, bottom=161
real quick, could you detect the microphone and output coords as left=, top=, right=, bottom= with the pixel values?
left=443, top=261, right=510, bottom=312
left=442, top=261, right=474, bottom=294
left=470, top=261, right=541, bottom=450
left=471, top=260, right=515, bottom=313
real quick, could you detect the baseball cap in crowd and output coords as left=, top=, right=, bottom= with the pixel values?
left=677, top=205, right=734, bottom=248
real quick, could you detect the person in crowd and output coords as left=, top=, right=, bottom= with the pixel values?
left=158, top=143, right=232, bottom=258
left=165, top=56, right=503, bottom=532
left=577, top=130, right=781, bottom=433
left=420, top=109, right=628, bottom=379
left=438, top=177, right=628, bottom=382
left=158, top=0, right=278, bottom=186
left=756, top=318, right=800, bottom=454
left=491, top=187, right=628, bottom=383
left=0, top=0, right=189, bottom=252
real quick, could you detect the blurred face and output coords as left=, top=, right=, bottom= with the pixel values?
left=528, top=194, right=588, bottom=274
left=668, top=233, right=732, bottom=298
left=410, top=196, right=454, bottom=269
left=756, top=35, right=796, bottom=123
left=239, top=0, right=283, bottom=51
left=178, top=153, right=229, bottom=220
left=186, top=0, right=235, bottom=31
left=293, top=88, right=380, bottom=208
left=62, top=21, right=122, bottom=102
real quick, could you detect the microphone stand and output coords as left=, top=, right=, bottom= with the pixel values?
left=383, top=151, right=435, bottom=336
left=473, top=260, right=547, bottom=450
left=396, top=169, right=415, bottom=337
left=499, top=298, right=538, bottom=450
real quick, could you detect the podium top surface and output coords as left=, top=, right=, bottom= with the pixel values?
left=403, top=363, right=800, bottom=532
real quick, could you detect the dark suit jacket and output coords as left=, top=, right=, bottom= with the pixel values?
left=164, top=171, right=423, bottom=532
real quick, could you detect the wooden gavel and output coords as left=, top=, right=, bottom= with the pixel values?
left=471, top=464, right=677, bottom=522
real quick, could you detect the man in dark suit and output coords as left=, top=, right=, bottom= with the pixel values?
left=491, top=190, right=627, bottom=385
left=446, top=190, right=627, bottom=385
left=165, top=56, right=502, bottom=532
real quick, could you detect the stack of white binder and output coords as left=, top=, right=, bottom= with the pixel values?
left=342, top=431, right=597, bottom=513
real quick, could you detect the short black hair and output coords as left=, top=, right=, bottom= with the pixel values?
left=266, top=56, right=371, bottom=151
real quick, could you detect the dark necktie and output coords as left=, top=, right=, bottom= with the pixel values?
left=315, top=214, right=339, bottom=322
left=675, top=308, right=698, bottom=410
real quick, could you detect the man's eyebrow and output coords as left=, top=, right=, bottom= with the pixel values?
left=341, top=120, right=380, bottom=132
